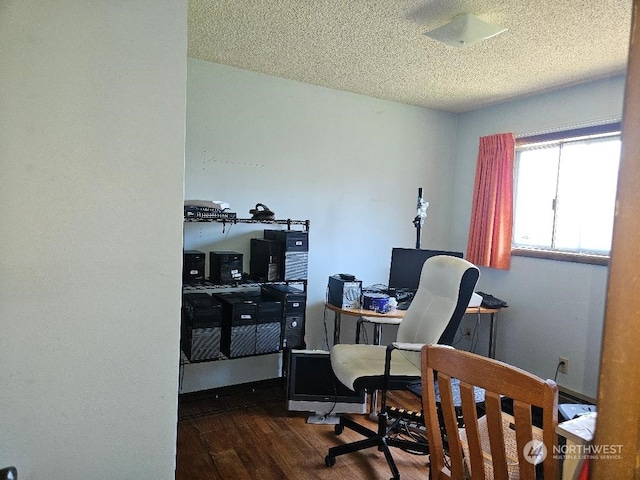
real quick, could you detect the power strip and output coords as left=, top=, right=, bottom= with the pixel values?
left=386, top=405, right=424, bottom=423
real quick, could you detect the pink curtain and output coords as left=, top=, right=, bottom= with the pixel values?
left=466, top=133, right=515, bottom=270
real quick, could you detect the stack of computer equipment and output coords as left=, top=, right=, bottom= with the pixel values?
left=213, top=291, right=284, bottom=358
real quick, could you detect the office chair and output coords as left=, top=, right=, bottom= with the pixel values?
left=421, top=344, right=559, bottom=480
left=325, top=255, right=480, bottom=480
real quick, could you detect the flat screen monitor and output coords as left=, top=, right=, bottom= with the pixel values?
left=387, top=248, right=464, bottom=292
left=287, top=350, right=366, bottom=424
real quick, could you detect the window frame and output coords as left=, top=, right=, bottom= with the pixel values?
left=512, top=122, right=621, bottom=266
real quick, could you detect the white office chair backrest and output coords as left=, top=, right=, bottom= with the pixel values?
left=397, top=255, right=479, bottom=368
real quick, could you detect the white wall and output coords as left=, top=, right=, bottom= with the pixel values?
left=0, top=2, right=187, bottom=479
left=183, top=59, right=459, bottom=388
left=451, top=76, right=626, bottom=398
left=183, top=61, right=625, bottom=399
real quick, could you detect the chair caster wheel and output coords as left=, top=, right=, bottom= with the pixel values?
left=325, top=455, right=336, bottom=467
left=334, top=424, right=344, bottom=435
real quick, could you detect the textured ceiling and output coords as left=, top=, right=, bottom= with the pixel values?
left=188, top=0, right=632, bottom=113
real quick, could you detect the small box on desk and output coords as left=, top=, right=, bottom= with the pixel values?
left=327, top=275, right=362, bottom=309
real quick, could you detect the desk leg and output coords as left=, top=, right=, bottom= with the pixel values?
left=488, top=313, right=497, bottom=359
left=373, top=323, right=382, bottom=345
left=333, top=311, right=341, bottom=346
left=368, top=322, right=384, bottom=417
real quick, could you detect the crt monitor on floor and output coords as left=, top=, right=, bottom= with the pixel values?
left=388, top=248, right=464, bottom=292
left=287, top=350, right=366, bottom=424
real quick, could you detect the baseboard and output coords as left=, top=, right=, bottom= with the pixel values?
left=558, top=386, right=597, bottom=405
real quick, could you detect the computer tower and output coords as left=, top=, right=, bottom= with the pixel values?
left=263, top=230, right=309, bottom=280
left=327, top=275, right=362, bottom=309
left=250, top=238, right=281, bottom=281
left=183, top=250, right=206, bottom=282
left=209, top=251, right=243, bottom=284
left=181, top=293, right=223, bottom=362
left=263, top=230, right=309, bottom=251
left=261, top=284, right=306, bottom=350
left=282, top=251, right=308, bottom=280
left=214, top=292, right=257, bottom=358
left=240, top=291, right=283, bottom=354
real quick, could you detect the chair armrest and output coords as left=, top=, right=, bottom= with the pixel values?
left=361, top=316, right=403, bottom=326
left=391, top=342, right=424, bottom=352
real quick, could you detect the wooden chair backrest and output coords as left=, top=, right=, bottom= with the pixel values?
left=421, top=345, right=559, bottom=480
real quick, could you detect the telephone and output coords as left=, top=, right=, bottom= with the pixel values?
left=476, top=292, right=508, bottom=309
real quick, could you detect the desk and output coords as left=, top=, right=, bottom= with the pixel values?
left=325, top=303, right=503, bottom=359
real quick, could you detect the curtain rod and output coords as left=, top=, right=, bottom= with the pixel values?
left=514, top=115, right=622, bottom=139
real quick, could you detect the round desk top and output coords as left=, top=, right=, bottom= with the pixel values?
left=324, top=302, right=501, bottom=318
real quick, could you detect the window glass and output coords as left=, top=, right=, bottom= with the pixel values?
left=513, top=129, right=621, bottom=258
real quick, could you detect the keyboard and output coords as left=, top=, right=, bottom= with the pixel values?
left=397, top=300, right=412, bottom=310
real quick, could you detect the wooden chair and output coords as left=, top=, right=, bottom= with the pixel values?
left=420, top=344, right=559, bottom=480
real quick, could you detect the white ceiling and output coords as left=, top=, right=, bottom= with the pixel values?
left=188, top=0, right=632, bottom=113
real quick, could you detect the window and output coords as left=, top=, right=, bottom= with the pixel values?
left=513, top=124, right=621, bottom=264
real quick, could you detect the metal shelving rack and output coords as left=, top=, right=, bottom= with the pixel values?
left=184, top=216, right=310, bottom=231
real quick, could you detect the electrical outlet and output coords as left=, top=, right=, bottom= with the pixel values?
left=558, top=356, right=569, bottom=374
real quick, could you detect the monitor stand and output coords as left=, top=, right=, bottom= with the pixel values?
left=306, top=413, right=341, bottom=425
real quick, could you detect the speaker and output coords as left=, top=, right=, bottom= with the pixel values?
left=327, top=275, right=362, bottom=309
left=183, top=250, right=206, bottom=282
left=209, top=251, right=243, bottom=284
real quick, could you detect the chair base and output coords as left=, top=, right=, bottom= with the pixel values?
left=325, top=413, right=429, bottom=480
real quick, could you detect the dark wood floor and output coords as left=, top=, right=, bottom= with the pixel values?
left=175, top=380, right=431, bottom=479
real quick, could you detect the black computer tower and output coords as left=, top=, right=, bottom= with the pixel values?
left=181, top=293, right=223, bottom=362
left=263, top=230, right=309, bottom=251
left=209, top=251, right=243, bottom=284
left=261, top=284, right=306, bottom=349
left=281, top=251, right=308, bottom=280
left=183, top=250, right=206, bottom=283
left=263, top=230, right=309, bottom=280
left=214, top=292, right=258, bottom=358
left=250, top=238, right=281, bottom=281
left=240, top=291, right=282, bottom=354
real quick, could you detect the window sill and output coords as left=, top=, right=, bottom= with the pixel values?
left=511, top=248, right=609, bottom=266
